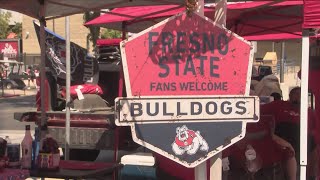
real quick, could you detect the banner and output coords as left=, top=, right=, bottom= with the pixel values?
left=33, top=21, right=99, bottom=85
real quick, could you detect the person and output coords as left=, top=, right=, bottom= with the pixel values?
left=250, top=65, right=282, bottom=101
left=261, top=87, right=318, bottom=178
left=223, top=113, right=297, bottom=180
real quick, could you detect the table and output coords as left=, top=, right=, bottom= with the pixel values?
left=0, top=168, right=29, bottom=180
left=29, top=160, right=122, bottom=179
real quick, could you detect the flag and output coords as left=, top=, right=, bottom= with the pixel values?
left=33, top=21, right=99, bottom=85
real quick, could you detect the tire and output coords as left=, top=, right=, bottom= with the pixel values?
left=6, top=82, right=13, bottom=89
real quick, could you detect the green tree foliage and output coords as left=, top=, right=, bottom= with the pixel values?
left=10, top=22, right=22, bottom=38
left=84, top=11, right=123, bottom=48
left=100, top=28, right=122, bottom=39
left=0, top=11, right=22, bottom=39
left=0, top=11, right=11, bottom=39
left=83, top=11, right=101, bottom=48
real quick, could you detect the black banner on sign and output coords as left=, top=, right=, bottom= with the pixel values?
left=134, top=122, right=242, bottom=164
left=33, top=21, right=99, bottom=85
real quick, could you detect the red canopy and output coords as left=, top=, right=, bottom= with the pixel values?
left=303, top=0, right=320, bottom=29
left=222, top=1, right=303, bottom=40
left=85, top=1, right=307, bottom=41
left=0, top=0, right=187, bottom=19
left=85, top=5, right=213, bottom=33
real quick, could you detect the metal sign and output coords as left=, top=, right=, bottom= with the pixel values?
left=121, top=14, right=251, bottom=96
left=0, top=39, right=21, bottom=60
left=118, top=11, right=256, bottom=168
left=116, top=96, right=259, bottom=125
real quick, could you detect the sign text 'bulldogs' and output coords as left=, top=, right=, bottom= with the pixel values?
left=116, top=96, right=259, bottom=124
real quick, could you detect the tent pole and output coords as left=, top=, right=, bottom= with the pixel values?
left=39, top=0, right=47, bottom=131
left=118, top=21, right=126, bottom=99
left=300, top=29, right=310, bottom=180
left=280, top=41, right=285, bottom=83
left=114, top=21, right=126, bottom=165
left=64, top=16, right=71, bottom=161
left=272, top=42, right=275, bottom=52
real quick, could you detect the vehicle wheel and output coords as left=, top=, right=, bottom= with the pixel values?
left=62, top=149, right=100, bottom=161
left=6, top=83, right=13, bottom=89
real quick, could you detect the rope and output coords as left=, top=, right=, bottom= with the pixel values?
left=185, top=0, right=198, bottom=16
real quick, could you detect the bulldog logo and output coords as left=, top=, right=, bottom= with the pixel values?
left=172, top=125, right=209, bottom=155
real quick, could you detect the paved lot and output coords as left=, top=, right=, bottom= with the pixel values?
left=0, top=88, right=37, bottom=143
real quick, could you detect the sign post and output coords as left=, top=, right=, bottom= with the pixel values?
left=116, top=5, right=257, bottom=179
left=210, top=0, right=227, bottom=179
left=194, top=1, right=208, bottom=179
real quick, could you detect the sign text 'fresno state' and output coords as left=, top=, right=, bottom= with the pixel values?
left=148, top=32, right=228, bottom=92
left=121, top=13, right=251, bottom=96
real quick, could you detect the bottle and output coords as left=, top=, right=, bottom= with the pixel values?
left=32, top=127, right=40, bottom=169
left=21, top=125, right=33, bottom=169
left=245, top=145, right=262, bottom=173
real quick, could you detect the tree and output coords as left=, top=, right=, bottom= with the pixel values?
left=10, top=22, right=22, bottom=39
left=0, top=11, right=11, bottom=39
left=0, top=11, right=22, bottom=39
left=84, top=11, right=123, bottom=48
left=83, top=11, right=101, bottom=48
left=100, top=28, right=122, bottom=39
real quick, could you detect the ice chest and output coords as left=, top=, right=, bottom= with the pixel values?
left=119, top=153, right=156, bottom=180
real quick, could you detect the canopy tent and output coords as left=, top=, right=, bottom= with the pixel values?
left=225, top=1, right=303, bottom=40
left=303, top=0, right=320, bottom=29
left=0, top=0, right=190, bottom=20
left=85, top=5, right=213, bottom=33
left=85, top=1, right=304, bottom=41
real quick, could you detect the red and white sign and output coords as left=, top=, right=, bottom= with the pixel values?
left=0, top=39, right=20, bottom=60
left=121, top=12, right=252, bottom=97
left=116, top=96, right=259, bottom=125
left=118, top=12, right=256, bottom=168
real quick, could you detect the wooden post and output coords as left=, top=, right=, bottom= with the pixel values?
left=210, top=153, right=222, bottom=180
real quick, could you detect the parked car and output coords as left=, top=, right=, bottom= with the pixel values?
left=0, top=79, right=19, bottom=89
